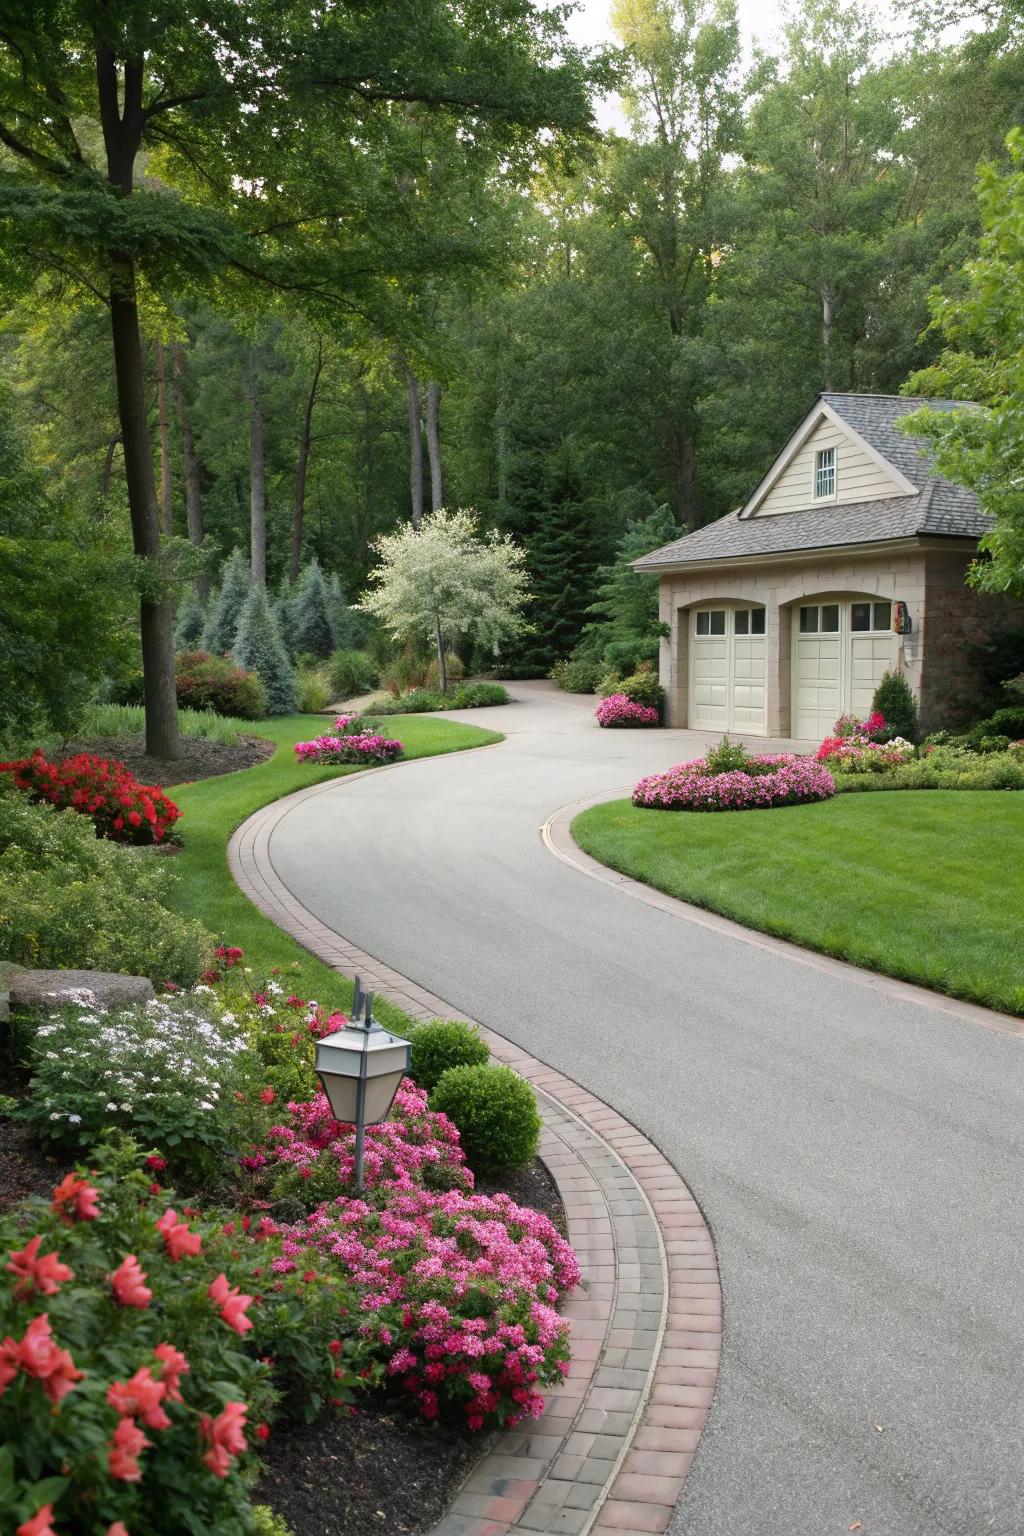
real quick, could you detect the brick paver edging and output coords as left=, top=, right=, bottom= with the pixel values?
left=228, top=770, right=722, bottom=1536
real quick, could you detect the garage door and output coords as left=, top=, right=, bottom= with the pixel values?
left=792, top=600, right=897, bottom=739
left=690, top=607, right=766, bottom=735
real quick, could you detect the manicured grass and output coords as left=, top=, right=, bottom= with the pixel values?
left=572, top=792, right=1024, bottom=1015
left=164, top=714, right=502, bottom=1026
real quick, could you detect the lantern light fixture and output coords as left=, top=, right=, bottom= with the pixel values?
left=314, top=975, right=411, bottom=1192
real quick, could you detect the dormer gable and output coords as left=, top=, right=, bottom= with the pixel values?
left=740, top=399, right=917, bottom=519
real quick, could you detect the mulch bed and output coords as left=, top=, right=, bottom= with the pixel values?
left=54, top=733, right=277, bottom=788
left=0, top=1117, right=60, bottom=1211
left=255, top=1403, right=489, bottom=1536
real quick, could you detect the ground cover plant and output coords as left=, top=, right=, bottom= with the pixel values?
left=0, top=781, right=210, bottom=985
left=573, top=792, right=1024, bottom=1014
left=371, top=683, right=509, bottom=715
left=19, top=993, right=253, bottom=1185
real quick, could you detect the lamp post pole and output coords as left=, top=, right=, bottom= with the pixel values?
left=313, top=974, right=411, bottom=1199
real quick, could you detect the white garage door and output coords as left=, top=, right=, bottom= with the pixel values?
left=690, top=607, right=766, bottom=735
left=792, top=600, right=897, bottom=740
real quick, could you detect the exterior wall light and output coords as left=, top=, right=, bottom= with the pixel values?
left=314, top=975, right=411, bottom=1193
left=893, top=600, right=912, bottom=635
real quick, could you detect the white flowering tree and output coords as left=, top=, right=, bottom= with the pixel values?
left=358, top=509, right=531, bottom=692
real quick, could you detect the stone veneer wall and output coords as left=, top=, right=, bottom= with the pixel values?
left=921, top=550, right=1024, bottom=732
left=657, top=545, right=933, bottom=735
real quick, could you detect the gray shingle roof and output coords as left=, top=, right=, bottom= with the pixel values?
left=634, top=394, right=990, bottom=572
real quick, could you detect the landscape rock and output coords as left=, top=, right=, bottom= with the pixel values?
left=9, top=970, right=156, bottom=1014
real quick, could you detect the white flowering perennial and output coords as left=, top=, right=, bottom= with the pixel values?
left=25, top=993, right=253, bottom=1178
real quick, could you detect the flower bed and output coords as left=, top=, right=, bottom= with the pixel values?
left=816, top=735, right=915, bottom=771
left=596, top=693, right=659, bottom=729
left=246, top=1082, right=472, bottom=1204
left=0, top=751, right=181, bottom=845
left=294, top=725, right=403, bottom=766
left=20, top=994, right=252, bottom=1184
left=0, top=1142, right=353, bottom=1536
left=277, top=1187, right=580, bottom=1431
left=633, top=753, right=835, bottom=811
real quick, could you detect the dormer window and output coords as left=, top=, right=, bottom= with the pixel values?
left=814, top=446, right=836, bottom=499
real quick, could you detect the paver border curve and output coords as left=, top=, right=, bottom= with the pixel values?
left=228, top=770, right=723, bottom=1536
left=543, top=789, right=1024, bottom=1040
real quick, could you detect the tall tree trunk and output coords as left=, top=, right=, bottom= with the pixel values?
left=404, top=364, right=423, bottom=528
left=821, top=286, right=835, bottom=391
left=155, top=340, right=173, bottom=535
left=434, top=610, right=447, bottom=694
left=290, top=334, right=324, bottom=581
left=97, top=46, right=180, bottom=759
left=172, top=343, right=207, bottom=599
left=426, top=380, right=443, bottom=512
left=248, top=348, right=267, bottom=584
left=675, top=427, right=697, bottom=531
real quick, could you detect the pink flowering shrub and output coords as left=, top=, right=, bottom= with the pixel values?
left=294, top=732, right=403, bottom=766
left=596, top=693, right=660, bottom=729
left=243, top=1081, right=473, bottom=1205
left=633, top=753, right=836, bottom=810
left=0, top=1141, right=356, bottom=1536
left=276, top=1187, right=580, bottom=1432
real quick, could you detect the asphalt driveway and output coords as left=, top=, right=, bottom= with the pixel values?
left=267, top=681, right=1024, bottom=1536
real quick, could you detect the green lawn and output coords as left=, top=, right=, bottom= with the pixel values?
left=572, top=792, right=1024, bottom=1015
left=164, top=714, right=502, bottom=1026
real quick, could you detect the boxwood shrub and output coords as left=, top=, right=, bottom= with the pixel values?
left=429, top=1063, right=541, bottom=1175
left=408, top=1019, right=490, bottom=1092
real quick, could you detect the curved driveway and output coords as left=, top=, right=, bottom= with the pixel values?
left=268, top=682, right=1024, bottom=1536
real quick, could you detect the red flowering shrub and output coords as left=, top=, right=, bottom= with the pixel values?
left=276, top=1187, right=580, bottom=1432
left=0, top=1141, right=357, bottom=1535
left=174, top=651, right=267, bottom=720
left=243, top=1081, right=473, bottom=1205
left=0, top=750, right=181, bottom=845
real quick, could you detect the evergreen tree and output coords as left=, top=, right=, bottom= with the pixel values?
left=233, top=584, right=298, bottom=716
left=579, top=502, right=678, bottom=671
left=202, top=550, right=250, bottom=656
left=328, top=572, right=367, bottom=650
left=272, top=575, right=298, bottom=655
left=174, top=586, right=207, bottom=651
left=872, top=671, right=920, bottom=741
left=291, top=558, right=337, bottom=659
left=513, top=449, right=601, bottom=672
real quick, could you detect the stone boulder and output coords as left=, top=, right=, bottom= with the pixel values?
left=9, top=969, right=156, bottom=1014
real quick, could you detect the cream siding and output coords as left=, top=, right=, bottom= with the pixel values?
left=755, top=419, right=900, bottom=517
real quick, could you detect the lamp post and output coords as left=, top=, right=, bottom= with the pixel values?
left=314, top=975, right=412, bottom=1193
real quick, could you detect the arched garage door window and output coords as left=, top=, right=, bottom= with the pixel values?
left=690, top=607, right=767, bottom=734
left=792, top=599, right=896, bottom=740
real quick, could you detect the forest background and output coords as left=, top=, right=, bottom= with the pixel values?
left=2, top=0, right=1022, bottom=749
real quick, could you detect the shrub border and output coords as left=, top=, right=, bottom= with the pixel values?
left=229, top=776, right=722, bottom=1536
